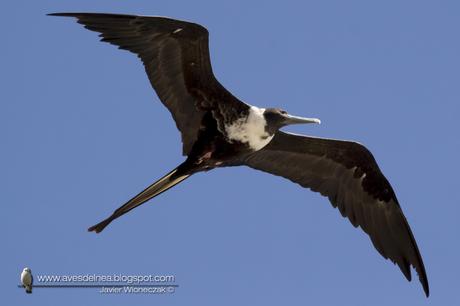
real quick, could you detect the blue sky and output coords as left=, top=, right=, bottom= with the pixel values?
left=2, top=0, right=459, bottom=305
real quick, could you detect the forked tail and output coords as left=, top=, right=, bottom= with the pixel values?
left=88, top=166, right=191, bottom=233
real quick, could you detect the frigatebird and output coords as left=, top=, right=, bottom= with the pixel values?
left=49, top=13, right=429, bottom=296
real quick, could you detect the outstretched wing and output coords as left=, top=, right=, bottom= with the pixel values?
left=50, top=13, right=248, bottom=155
left=243, top=131, right=429, bottom=296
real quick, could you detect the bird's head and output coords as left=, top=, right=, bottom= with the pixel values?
left=263, top=108, right=321, bottom=134
left=23, top=267, right=31, bottom=273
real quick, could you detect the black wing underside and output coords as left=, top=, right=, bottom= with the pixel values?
left=49, top=12, right=248, bottom=155
left=243, top=131, right=429, bottom=296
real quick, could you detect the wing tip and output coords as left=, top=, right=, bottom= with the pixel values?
left=406, top=238, right=430, bottom=297
left=417, top=267, right=430, bottom=297
left=47, top=12, right=133, bottom=19
left=48, top=12, right=78, bottom=17
left=423, top=281, right=430, bottom=297
left=406, top=225, right=430, bottom=298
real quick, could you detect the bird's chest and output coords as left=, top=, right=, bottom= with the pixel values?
left=223, top=107, right=274, bottom=151
left=191, top=107, right=273, bottom=168
left=21, top=272, right=31, bottom=284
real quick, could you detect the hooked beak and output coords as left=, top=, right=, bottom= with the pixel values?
left=283, top=114, right=321, bottom=126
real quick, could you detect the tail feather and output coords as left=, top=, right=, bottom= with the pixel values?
left=88, top=167, right=191, bottom=233
left=87, top=216, right=116, bottom=233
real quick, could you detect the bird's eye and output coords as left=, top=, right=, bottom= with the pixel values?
left=280, top=110, right=287, bottom=115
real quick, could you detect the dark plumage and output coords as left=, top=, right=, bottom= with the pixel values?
left=49, top=12, right=429, bottom=296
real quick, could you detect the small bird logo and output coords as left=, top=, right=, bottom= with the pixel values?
left=20, top=267, right=33, bottom=294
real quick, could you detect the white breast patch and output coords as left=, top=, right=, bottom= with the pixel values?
left=224, top=106, right=274, bottom=151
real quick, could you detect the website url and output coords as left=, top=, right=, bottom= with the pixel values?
left=36, top=274, right=175, bottom=284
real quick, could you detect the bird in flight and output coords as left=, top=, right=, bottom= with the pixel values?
left=49, top=13, right=429, bottom=296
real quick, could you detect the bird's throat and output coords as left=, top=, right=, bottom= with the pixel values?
left=224, top=106, right=274, bottom=151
